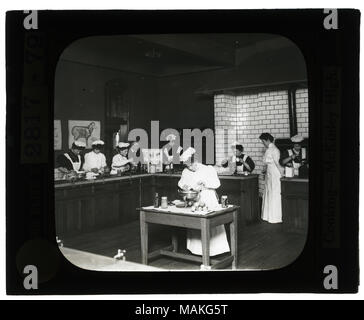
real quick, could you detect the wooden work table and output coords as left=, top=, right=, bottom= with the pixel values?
left=55, top=172, right=259, bottom=238
left=139, top=205, right=240, bottom=270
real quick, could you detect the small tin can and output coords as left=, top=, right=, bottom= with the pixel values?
left=221, top=195, right=228, bottom=208
left=161, top=196, right=168, bottom=209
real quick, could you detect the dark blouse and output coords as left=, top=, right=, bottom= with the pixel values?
left=279, top=148, right=308, bottom=167
left=222, top=154, right=255, bottom=173
left=57, top=151, right=84, bottom=171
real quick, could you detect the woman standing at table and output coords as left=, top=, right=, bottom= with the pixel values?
left=259, top=133, right=284, bottom=223
left=178, top=147, right=230, bottom=256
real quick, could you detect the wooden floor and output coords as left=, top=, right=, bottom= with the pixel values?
left=61, top=220, right=307, bottom=271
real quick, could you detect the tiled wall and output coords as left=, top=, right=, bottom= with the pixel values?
left=214, top=94, right=238, bottom=165
left=214, top=88, right=309, bottom=194
left=296, top=88, right=309, bottom=137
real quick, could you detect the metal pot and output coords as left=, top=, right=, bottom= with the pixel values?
left=178, top=189, right=200, bottom=207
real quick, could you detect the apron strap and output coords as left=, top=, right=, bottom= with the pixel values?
left=301, top=148, right=306, bottom=159
left=64, top=153, right=81, bottom=171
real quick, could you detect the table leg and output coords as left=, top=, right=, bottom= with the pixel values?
left=201, top=219, right=210, bottom=269
left=171, top=228, right=178, bottom=252
left=140, top=211, right=148, bottom=264
left=230, top=210, right=238, bottom=269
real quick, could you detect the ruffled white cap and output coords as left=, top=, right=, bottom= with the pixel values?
left=166, top=134, right=177, bottom=141
left=180, top=147, right=196, bottom=162
left=117, top=142, right=130, bottom=148
left=231, top=140, right=243, bottom=147
left=291, top=135, right=304, bottom=143
left=92, top=140, right=104, bottom=146
left=74, top=140, right=86, bottom=148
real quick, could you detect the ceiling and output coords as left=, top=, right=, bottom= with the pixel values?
left=60, top=33, right=291, bottom=77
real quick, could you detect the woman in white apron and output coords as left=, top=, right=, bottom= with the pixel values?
left=56, top=140, right=86, bottom=172
left=83, top=140, right=108, bottom=173
left=221, top=141, right=255, bottom=174
left=162, top=134, right=183, bottom=171
left=279, top=134, right=307, bottom=176
left=259, top=133, right=284, bottom=223
left=178, top=148, right=230, bottom=256
left=111, top=142, right=134, bottom=173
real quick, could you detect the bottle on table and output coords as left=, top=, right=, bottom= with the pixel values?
left=154, top=193, right=159, bottom=208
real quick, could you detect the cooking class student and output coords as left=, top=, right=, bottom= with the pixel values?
left=83, top=140, right=109, bottom=173
left=111, top=142, right=134, bottom=173
left=221, top=141, right=255, bottom=173
left=129, top=141, right=141, bottom=162
left=259, top=132, right=284, bottom=224
left=162, top=133, right=183, bottom=169
left=178, top=147, right=230, bottom=256
left=56, top=140, right=86, bottom=173
left=279, top=134, right=308, bottom=174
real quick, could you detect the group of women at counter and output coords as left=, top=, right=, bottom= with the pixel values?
left=56, top=132, right=308, bottom=226
left=56, top=133, right=259, bottom=176
left=56, top=140, right=139, bottom=175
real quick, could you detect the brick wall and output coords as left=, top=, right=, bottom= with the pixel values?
left=214, top=88, right=309, bottom=194
left=296, top=88, right=309, bottom=136
left=214, top=94, right=238, bottom=165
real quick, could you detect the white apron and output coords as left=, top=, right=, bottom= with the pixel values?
left=83, top=151, right=107, bottom=172
left=236, top=154, right=249, bottom=174
left=261, top=143, right=283, bottom=223
left=178, top=164, right=230, bottom=256
left=111, top=154, right=130, bottom=171
left=64, top=153, right=82, bottom=171
left=288, top=148, right=306, bottom=176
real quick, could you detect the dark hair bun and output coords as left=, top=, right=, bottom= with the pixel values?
left=259, top=132, right=274, bottom=142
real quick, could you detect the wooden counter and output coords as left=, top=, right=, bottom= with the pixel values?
left=55, top=173, right=259, bottom=237
left=281, top=177, right=309, bottom=234
left=55, top=174, right=155, bottom=237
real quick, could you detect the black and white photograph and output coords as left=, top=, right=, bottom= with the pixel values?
left=54, top=33, right=309, bottom=272
left=5, top=7, right=360, bottom=297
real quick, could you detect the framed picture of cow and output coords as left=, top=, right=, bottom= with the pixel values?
left=68, top=120, right=101, bottom=149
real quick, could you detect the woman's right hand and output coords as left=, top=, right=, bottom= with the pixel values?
left=58, top=167, right=69, bottom=174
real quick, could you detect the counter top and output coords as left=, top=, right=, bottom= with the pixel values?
left=54, top=173, right=151, bottom=188
left=55, top=172, right=259, bottom=188
left=154, top=172, right=258, bottom=180
left=281, top=177, right=309, bottom=183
